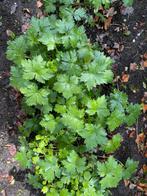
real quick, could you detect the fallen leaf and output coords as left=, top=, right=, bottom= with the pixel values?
left=143, top=60, right=147, bottom=67
left=143, top=164, right=147, bottom=173
left=104, top=16, right=112, bottom=30
left=128, top=130, right=135, bottom=138
left=136, top=185, right=144, bottom=192
left=6, top=29, right=15, bottom=38
left=124, top=179, right=130, bottom=187
left=138, top=183, right=147, bottom=189
left=7, top=175, right=14, bottom=184
left=135, top=133, right=145, bottom=145
left=122, top=74, right=129, bottom=82
left=37, top=0, right=43, bottom=8
left=130, top=63, right=137, bottom=71
left=143, top=53, right=147, bottom=60
left=5, top=144, right=17, bottom=157
left=23, top=8, right=31, bottom=14
left=143, top=104, right=147, bottom=112
left=21, top=23, right=30, bottom=33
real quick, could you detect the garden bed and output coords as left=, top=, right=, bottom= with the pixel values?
left=0, top=0, right=146, bottom=195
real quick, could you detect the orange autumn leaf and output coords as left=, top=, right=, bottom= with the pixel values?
left=138, top=183, right=147, bottom=189
left=143, top=104, right=147, bottom=112
left=143, top=60, right=147, bottom=67
left=124, top=179, right=130, bottom=187
left=104, top=16, right=112, bottom=30
left=122, top=74, right=129, bottom=83
left=135, top=133, right=145, bottom=144
left=143, top=164, right=147, bottom=173
left=7, top=175, right=14, bottom=184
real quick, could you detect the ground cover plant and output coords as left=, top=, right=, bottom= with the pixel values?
left=6, top=0, right=141, bottom=195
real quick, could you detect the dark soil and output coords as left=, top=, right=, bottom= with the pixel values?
left=0, top=0, right=38, bottom=195
left=0, top=0, right=146, bottom=195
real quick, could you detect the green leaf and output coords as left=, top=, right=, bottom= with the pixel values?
left=110, top=90, right=128, bottom=112
left=78, top=124, right=107, bottom=150
left=103, top=134, right=122, bottom=153
left=20, top=83, right=49, bottom=106
left=78, top=47, right=94, bottom=63
left=38, top=156, right=60, bottom=182
left=39, top=33, right=56, bottom=51
left=43, top=0, right=56, bottom=13
left=123, top=158, right=138, bottom=179
left=54, top=104, right=66, bottom=114
left=28, top=174, right=43, bottom=189
left=7, top=36, right=27, bottom=65
left=97, top=156, right=123, bottom=189
left=80, top=52, right=113, bottom=90
left=86, top=96, right=110, bottom=119
left=62, top=150, right=86, bottom=175
left=61, top=106, right=84, bottom=131
left=56, top=19, right=74, bottom=34
left=10, top=66, right=29, bottom=89
left=40, top=114, right=57, bottom=132
left=74, top=8, right=87, bottom=21
left=22, top=55, right=54, bottom=83
left=107, top=110, right=125, bottom=131
left=15, top=146, right=32, bottom=169
left=125, top=104, right=141, bottom=126
left=123, top=0, right=133, bottom=6
left=54, top=75, right=81, bottom=99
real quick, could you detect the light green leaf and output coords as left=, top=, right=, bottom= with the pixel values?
left=40, top=114, right=57, bottom=132
left=78, top=124, right=107, bottom=150
left=61, top=106, right=84, bottom=131
left=39, top=33, right=56, bottom=51
left=22, top=55, right=54, bottom=83
left=86, top=96, right=109, bottom=119
left=103, top=134, right=122, bottom=153
left=107, top=110, right=125, bottom=131
left=54, top=75, right=81, bottom=99
left=97, top=156, right=123, bottom=189
left=80, top=52, right=113, bottom=90
left=20, top=84, right=49, bottom=106
left=123, top=158, right=138, bottom=179
left=62, top=150, right=86, bottom=174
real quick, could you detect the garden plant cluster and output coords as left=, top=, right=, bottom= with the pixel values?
left=7, top=0, right=141, bottom=195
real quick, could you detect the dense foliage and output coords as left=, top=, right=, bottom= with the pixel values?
left=7, top=0, right=137, bottom=195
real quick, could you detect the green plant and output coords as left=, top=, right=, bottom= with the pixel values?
left=7, top=1, right=138, bottom=195
left=122, top=0, right=133, bottom=6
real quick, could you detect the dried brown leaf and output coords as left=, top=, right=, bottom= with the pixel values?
left=104, top=16, right=112, bottom=30
left=37, top=0, right=43, bottom=8
left=121, top=74, right=129, bottom=83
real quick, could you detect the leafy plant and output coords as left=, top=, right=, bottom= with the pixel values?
left=122, top=0, right=133, bottom=6
left=7, top=0, right=138, bottom=195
